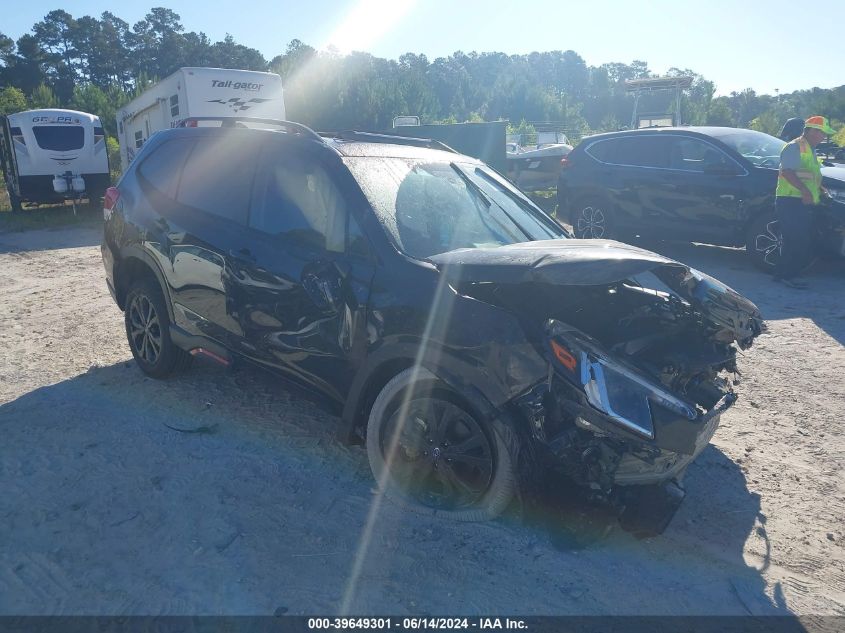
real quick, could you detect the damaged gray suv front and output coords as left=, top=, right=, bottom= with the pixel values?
left=335, top=149, right=764, bottom=534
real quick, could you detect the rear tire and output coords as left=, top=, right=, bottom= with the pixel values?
left=571, top=197, right=613, bottom=239
left=124, top=279, right=192, bottom=378
left=366, top=368, right=518, bottom=521
left=745, top=212, right=782, bottom=272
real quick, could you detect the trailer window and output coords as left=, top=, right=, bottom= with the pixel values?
left=134, top=130, right=144, bottom=149
left=32, top=126, right=84, bottom=151
left=170, top=94, right=179, bottom=118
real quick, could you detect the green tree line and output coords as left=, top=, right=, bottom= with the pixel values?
left=1, top=7, right=844, bottom=146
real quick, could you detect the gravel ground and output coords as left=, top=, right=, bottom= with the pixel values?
left=0, top=224, right=843, bottom=616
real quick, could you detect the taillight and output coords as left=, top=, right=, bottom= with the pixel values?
left=560, top=155, right=573, bottom=169
left=103, top=187, right=120, bottom=217
left=184, top=119, right=198, bottom=128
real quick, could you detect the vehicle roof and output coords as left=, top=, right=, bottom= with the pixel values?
left=580, top=126, right=767, bottom=142
left=153, top=126, right=479, bottom=163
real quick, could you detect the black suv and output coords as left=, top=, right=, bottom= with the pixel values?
left=102, top=118, right=762, bottom=529
left=557, top=127, right=845, bottom=269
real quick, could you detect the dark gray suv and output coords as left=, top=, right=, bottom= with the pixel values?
left=557, top=127, right=845, bottom=269
left=102, top=118, right=762, bottom=532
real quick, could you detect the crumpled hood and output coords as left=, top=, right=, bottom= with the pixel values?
left=430, top=239, right=686, bottom=286
left=431, top=239, right=763, bottom=348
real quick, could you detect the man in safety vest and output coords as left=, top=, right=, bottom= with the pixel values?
left=773, top=115, right=836, bottom=287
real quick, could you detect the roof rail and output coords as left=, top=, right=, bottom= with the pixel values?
left=330, top=130, right=458, bottom=154
left=177, top=117, right=324, bottom=143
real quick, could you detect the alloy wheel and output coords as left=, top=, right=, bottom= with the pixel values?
left=754, top=219, right=782, bottom=267
left=128, top=293, right=162, bottom=365
left=381, top=397, right=495, bottom=511
left=577, top=205, right=606, bottom=238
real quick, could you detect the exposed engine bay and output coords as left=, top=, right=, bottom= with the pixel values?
left=432, top=240, right=764, bottom=528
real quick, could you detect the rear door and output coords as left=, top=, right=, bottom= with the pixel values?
left=154, top=131, right=262, bottom=349
left=225, top=140, right=375, bottom=401
left=587, top=135, right=673, bottom=235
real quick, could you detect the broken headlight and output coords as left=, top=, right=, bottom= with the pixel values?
left=546, top=319, right=697, bottom=439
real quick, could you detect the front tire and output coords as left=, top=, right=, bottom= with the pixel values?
left=571, top=197, right=613, bottom=239
left=366, top=368, right=518, bottom=521
left=745, top=212, right=782, bottom=271
left=124, top=279, right=192, bottom=378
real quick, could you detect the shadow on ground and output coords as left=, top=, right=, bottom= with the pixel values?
left=0, top=206, right=102, bottom=248
left=0, top=359, right=790, bottom=615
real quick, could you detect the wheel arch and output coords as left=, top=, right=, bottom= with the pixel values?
left=742, top=205, right=776, bottom=239
left=114, top=247, right=173, bottom=320
left=339, top=344, right=506, bottom=446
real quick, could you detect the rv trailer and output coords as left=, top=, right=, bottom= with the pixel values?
left=1, top=109, right=110, bottom=212
left=117, top=67, right=286, bottom=171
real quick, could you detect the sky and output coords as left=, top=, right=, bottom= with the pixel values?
left=5, top=0, right=845, bottom=96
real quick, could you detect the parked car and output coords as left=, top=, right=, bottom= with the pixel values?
left=557, top=127, right=845, bottom=269
left=102, top=118, right=762, bottom=533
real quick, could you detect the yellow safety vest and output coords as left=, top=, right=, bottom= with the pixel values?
left=776, top=137, right=822, bottom=204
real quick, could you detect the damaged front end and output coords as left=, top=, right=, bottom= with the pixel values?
left=433, top=240, right=763, bottom=531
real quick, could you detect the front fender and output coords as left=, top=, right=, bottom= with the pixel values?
left=339, top=294, right=548, bottom=444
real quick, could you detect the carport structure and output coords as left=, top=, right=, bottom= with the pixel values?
left=625, top=75, right=694, bottom=128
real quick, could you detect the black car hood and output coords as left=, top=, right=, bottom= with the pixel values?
left=430, top=239, right=686, bottom=286
left=431, top=239, right=763, bottom=348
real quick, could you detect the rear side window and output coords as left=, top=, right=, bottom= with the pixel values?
left=32, top=126, right=84, bottom=151
left=177, top=135, right=259, bottom=225
left=586, top=136, right=670, bottom=169
left=137, top=138, right=195, bottom=199
left=249, top=145, right=347, bottom=252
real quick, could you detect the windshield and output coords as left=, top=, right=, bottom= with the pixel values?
left=709, top=129, right=785, bottom=168
left=344, top=157, right=566, bottom=259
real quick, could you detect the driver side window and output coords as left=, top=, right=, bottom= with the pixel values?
left=669, top=138, right=732, bottom=172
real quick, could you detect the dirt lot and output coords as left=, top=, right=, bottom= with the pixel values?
left=1, top=224, right=843, bottom=616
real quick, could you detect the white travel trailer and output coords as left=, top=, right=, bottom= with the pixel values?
left=0, top=109, right=110, bottom=212
left=117, top=67, right=286, bottom=171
